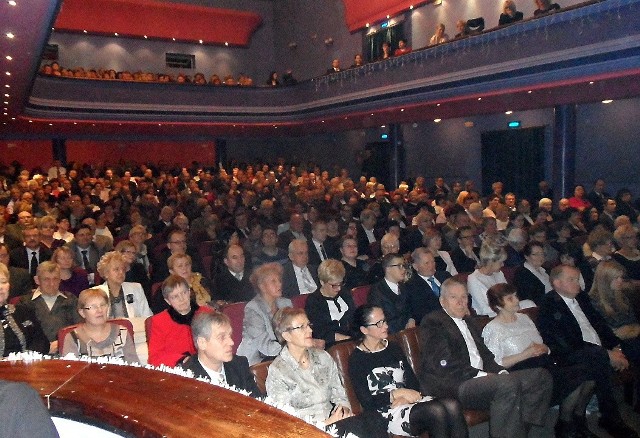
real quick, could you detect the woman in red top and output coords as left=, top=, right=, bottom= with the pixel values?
left=147, top=275, right=213, bottom=367
left=568, top=184, right=591, bottom=212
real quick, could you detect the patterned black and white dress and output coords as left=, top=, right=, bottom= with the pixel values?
left=349, top=339, right=432, bottom=436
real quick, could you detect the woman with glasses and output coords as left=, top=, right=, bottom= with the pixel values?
left=305, top=259, right=355, bottom=348
left=61, top=288, right=139, bottom=363
left=513, top=242, right=552, bottom=306
left=340, top=237, right=368, bottom=291
left=368, top=253, right=414, bottom=334
left=115, top=240, right=151, bottom=298
left=267, top=307, right=387, bottom=437
left=350, top=305, right=468, bottom=438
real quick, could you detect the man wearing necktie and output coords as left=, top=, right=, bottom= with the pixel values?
left=405, top=247, right=452, bottom=324
left=307, top=220, right=335, bottom=266
left=282, top=240, right=320, bottom=298
left=9, top=225, right=52, bottom=286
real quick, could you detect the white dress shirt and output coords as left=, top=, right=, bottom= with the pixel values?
left=560, top=294, right=601, bottom=346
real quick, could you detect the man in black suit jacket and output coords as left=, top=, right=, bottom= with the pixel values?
left=9, top=226, right=52, bottom=284
left=419, top=277, right=553, bottom=438
left=326, top=58, right=341, bottom=75
left=405, top=248, right=451, bottom=323
left=357, top=209, right=382, bottom=258
left=281, top=240, right=319, bottom=298
left=307, top=220, right=337, bottom=266
left=0, top=217, right=21, bottom=251
left=538, top=265, right=638, bottom=438
left=367, top=254, right=414, bottom=334
left=0, top=243, right=32, bottom=298
left=182, top=312, right=262, bottom=397
left=277, top=213, right=307, bottom=250
left=213, top=244, right=254, bottom=303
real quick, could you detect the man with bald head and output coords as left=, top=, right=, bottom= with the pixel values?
left=278, top=213, right=307, bottom=250
left=282, top=239, right=320, bottom=298
left=405, top=247, right=452, bottom=322
left=419, top=277, right=553, bottom=438
left=213, top=244, right=253, bottom=303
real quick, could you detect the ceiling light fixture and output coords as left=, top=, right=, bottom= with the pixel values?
left=5, top=72, right=11, bottom=76
left=602, top=99, right=613, bottom=104
left=589, top=81, right=594, bottom=85
left=199, top=40, right=203, bottom=44
left=434, top=118, right=442, bottom=123
left=5, top=56, right=12, bottom=61
left=400, top=108, right=404, bottom=112
left=8, top=1, right=17, bottom=6
left=172, top=38, right=176, bottom=41
left=4, top=84, right=9, bottom=87
left=527, top=90, right=532, bottom=94
left=6, top=32, right=15, bottom=39
left=83, top=30, right=87, bottom=33
left=477, top=97, right=482, bottom=101
left=4, top=93, right=9, bottom=97
left=144, top=35, right=148, bottom=39
left=114, top=32, right=118, bottom=36
left=410, top=5, right=414, bottom=10
left=505, top=110, right=513, bottom=115
left=224, top=42, right=229, bottom=46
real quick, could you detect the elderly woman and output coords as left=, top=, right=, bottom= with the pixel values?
left=0, top=263, right=49, bottom=356
left=305, top=259, right=356, bottom=348
left=147, top=275, right=213, bottom=367
left=612, top=224, right=640, bottom=281
left=368, top=254, right=414, bottom=334
left=266, top=307, right=386, bottom=437
left=467, top=243, right=509, bottom=316
left=95, top=251, right=152, bottom=320
left=568, top=185, right=591, bottom=212
left=350, top=305, right=467, bottom=438
left=422, top=228, right=458, bottom=275
left=61, top=288, right=139, bottom=363
left=115, top=240, right=150, bottom=296
left=513, top=242, right=552, bottom=306
left=236, top=263, right=292, bottom=366
left=482, top=283, right=596, bottom=437
left=37, top=216, right=65, bottom=251
left=53, top=246, right=90, bottom=297
left=167, top=253, right=212, bottom=307
left=128, top=224, right=150, bottom=276
left=499, top=0, right=524, bottom=25
left=339, top=237, right=368, bottom=291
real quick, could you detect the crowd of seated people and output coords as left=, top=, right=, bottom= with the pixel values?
left=1, top=157, right=640, bottom=436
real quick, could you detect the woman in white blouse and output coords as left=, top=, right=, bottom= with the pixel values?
left=466, top=243, right=509, bottom=316
left=482, top=283, right=596, bottom=438
left=513, top=242, right=552, bottom=306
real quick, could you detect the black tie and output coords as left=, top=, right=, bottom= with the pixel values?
left=320, top=244, right=328, bottom=260
left=30, top=251, right=38, bottom=277
left=81, top=250, right=92, bottom=273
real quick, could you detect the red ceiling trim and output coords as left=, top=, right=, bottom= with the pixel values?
left=54, top=0, right=262, bottom=46
left=342, top=0, right=430, bottom=32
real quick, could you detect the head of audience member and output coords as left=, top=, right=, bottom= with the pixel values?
left=613, top=224, right=638, bottom=252
left=115, top=240, right=137, bottom=268
left=128, top=225, right=148, bottom=249
left=412, top=247, right=437, bottom=278
left=331, top=59, right=340, bottom=70
left=34, top=261, right=61, bottom=297
left=503, top=0, right=518, bottom=16
left=477, top=243, right=506, bottom=274
left=468, top=202, right=483, bottom=221
left=382, top=41, right=391, bottom=56
left=588, top=260, right=628, bottom=318
left=260, top=227, right=278, bottom=251
left=380, top=233, right=400, bottom=257
left=289, top=213, right=305, bottom=234
left=339, top=237, right=358, bottom=263
left=507, top=228, right=528, bottom=253
left=16, top=210, right=34, bottom=229
left=587, top=227, right=614, bottom=259
left=52, top=246, right=76, bottom=274
left=273, top=307, right=310, bottom=348
left=422, top=228, right=443, bottom=253
left=538, top=198, right=553, bottom=212
left=37, top=216, right=57, bottom=242
left=192, top=312, right=234, bottom=372
left=528, top=224, right=548, bottom=244
left=22, top=225, right=41, bottom=251
left=482, top=217, right=499, bottom=237
left=354, top=304, right=388, bottom=344
left=97, top=251, right=126, bottom=289
left=550, top=265, right=581, bottom=299
left=614, top=215, right=631, bottom=229
left=162, top=274, right=192, bottom=316
left=74, top=224, right=94, bottom=249
left=166, top=229, right=188, bottom=256
left=434, top=24, right=446, bottom=38
left=439, top=277, right=470, bottom=319
left=318, top=259, right=345, bottom=298
left=359, top=209, right=377, bottom=231
left=523, top=242, right=545, bottom=270
left=168, top=253, right=195, bottom=284
left=603, top=198, right=616, bottom=216
left=173, top=214, right=189, bottom=232
left=0, top=243, right=10, bottom=268
left=353, top=54, right=364, bottom=67
left=558, top=198, right=570, bottom=212
left=487, top=282, right=519, bottom=315
left=310, top=220, right=328, bottom=244
left=250, top=262, right=283, bottom=302
left=382, top=253, right=406, bottom=285
left=288, top=239, right=309, bottom=269
left=573, top=184, right=586, bottom=199
left=456, top=226, right=476, bottom=251
left=77, top=288, right=109, bottom=326
left=224, top=244, right=245, bottom=275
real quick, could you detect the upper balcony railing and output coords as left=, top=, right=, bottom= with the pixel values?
left=26, top=0, right=640, bottom=124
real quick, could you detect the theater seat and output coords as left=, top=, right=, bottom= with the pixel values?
left=327, top=340, right=362, bottom=415
left=222, top=301, right=247, bottom=355
left=291, top=293, right=309, bottom=309
left=249, top=360, right=272, bottom=395
left=351, top=285, right=371, bottom=308
left=392, top=327, right=421, bottom=376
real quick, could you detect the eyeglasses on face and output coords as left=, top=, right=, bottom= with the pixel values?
left=329, top=282, right=344, bottom=289
left=82, top=303, right=109, bottom=311
left=285, top=322, right=313, bottom=332
left=388, top=263, right=407, bottom=270
left=365, top=319, right=387, bottom=328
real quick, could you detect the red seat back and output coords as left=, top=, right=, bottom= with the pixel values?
left=351, top=285, right=371, bottom=308
left=291, top=293, right=309, bottom=309
left=58, top=318, right=134, bottom=355
left=222, top=301, right=247, bottom=355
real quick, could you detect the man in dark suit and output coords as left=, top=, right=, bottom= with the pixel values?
left=281, top=240, right=319, bottom=298
left=9, top=225, right=52, bottom=284
left=419, top=277, right=553, bottom=438
left=405, top=248, right=451, bottom=323
left=538, top=265, right=638, bottom=438
left=587, top=178, right=609, bottom=212
left=65, top=224, right=103, bottom=285
left=326, top=58, right=341, bottom=75
left=213, top=244, right=254, bottom=303
left=367, top=254, right=414, bottom=334
left=598, top=198, right=617, bottom=232
left=0, top=217, right=22, bottom=251
left=0, top=243, right=32, bottom=298
left=356, top=209, right=382, bottom=258
left=277, top=213, right=307, bottom=250
left=401, top=209, right=435, bottom=255
left=181, top=312, right=262, bottom=397
left=307, top=220, right=337, bottom=266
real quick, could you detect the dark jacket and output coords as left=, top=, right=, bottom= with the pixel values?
left=367, top=280, right=411, bottom=334
left=405, top=270, right=451, bottom=323
left=181, top=354, right=262, bottom=398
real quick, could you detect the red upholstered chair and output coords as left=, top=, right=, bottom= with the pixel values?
left=351, top=285, right=371, bottom=308
left=151, top=282, right=163, bottom=298
left=327, top=340, right=362, bottom=415
left=144, top=316, right=153, bottom=346
left=58, top=318, right=134, bottom=354
left=198, top=240, right=215, bottom=259
left=249, top=360, right=272, bottom=395
left=290, top=293, right=309, bottom=309
left=201, top=255, right=213, bottom=281
left=222, top=301, right=247, bottom=355
left=501, top=266, right=517, bottom=285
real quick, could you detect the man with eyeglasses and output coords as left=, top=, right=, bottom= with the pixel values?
left=367, top=254, right=414, bottom=334
left=151, top=228, right=201, bottom=283
left=450, top=226, right=480, bottom=274
left=10, top=224, right=53, bottom=286
left=419, top=277, right=553, bottom=438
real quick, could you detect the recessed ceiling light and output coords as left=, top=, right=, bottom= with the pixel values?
left=602, top=99, right=613, bottom=104
left=199, top=40, right=203, bottom=44
left=6, top=33, right=15, bottom=39
left=3, top=101, right=8, bottom=105
left=73, top=122, right=77, bottom=125
left=366, top=23, right=370, bottom=27
left=144, top=35, right=148, bottom=39
left=4, top=93, right=9, bottom=97
left=505, top=110, right=513, bottom=115
left=400, top=108, right=404, bottom=112
left=8, top=1, right=18, bottom=7
left=83, top=30, right=87, bottom=33
left=2, top=112, right=7, bottom=116
left=434, top=118, right=442, bottom=123
left=10, top=117, right=15, bottom=120
left=224, top=42, right=229, bottom=46
left=436, top=103, right=440, bottom=106
left=386, top=15, right=390, bottom=19
left=589, top=81, right=594, bottom=85
left=477, top=97, right=482, bottom=101
left=5, top=56, right=12, bottom=61
left=410, top=5, right=414, bottom=10
left=370, top=113, right=374, bottom=116
left=172, top=38, right=176, bottom=41
left=158, top=123, right=162, bottom=126
left=48, top=123, right=52, bottom=126
left=29, top=120, right=32, bottom=123
left=114, top=32, right=118, bottom=36
left=322, top=120, right=325, bottom=123
left=5, top=72, right=11, bottom=76
left=4, top=84, right=9, bottom=88
left=380, top=125, right=386, bottom=128
left=527, top=90, right=532, bottom=94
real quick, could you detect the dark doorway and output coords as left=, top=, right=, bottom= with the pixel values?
left=481, top=127, right=545, bottom=199
left=361, top=142, right=392, bottom=188
left=365, top=23, right=405, bottom=62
